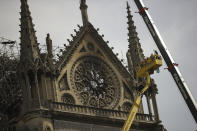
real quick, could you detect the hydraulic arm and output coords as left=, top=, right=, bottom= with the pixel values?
left=122, top=53, right=162, bottom=131
left=133, top=0, right=197, bottom=123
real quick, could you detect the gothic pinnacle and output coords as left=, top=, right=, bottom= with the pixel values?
left=20, top=0, right=40, bottom=63
left=126, top=1, right=144, bottom=68
left=126, top=1, right=138, bottom=40
left=80, top=0, right=89, bottom=26
left=126, top=1, right=130, bottom=12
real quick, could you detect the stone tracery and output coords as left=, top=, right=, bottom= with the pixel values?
left=61, top=93, right=75, bottom=104
left=70, top=56, right=120, bottom=108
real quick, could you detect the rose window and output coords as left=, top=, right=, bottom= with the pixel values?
left=70, top=56, right=120, bottom=108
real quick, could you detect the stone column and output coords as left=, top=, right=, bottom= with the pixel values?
left=34, top=70, right=41, bottom=108
left=145, top=93, right=153, bottom=120
left=151, top=92, right=160, bottom=121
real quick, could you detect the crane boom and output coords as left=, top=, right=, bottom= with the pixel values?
left=133, top=0, right=197, bottom=123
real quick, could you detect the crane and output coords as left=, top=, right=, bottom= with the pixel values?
left=122, top=53, right=162, bottom=131
left=133, top=0, right=197, bottom=123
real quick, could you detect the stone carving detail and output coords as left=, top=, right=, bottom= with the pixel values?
left=70, top=56, right=120, bottom=109
left=87, top=42, right=94, bottom=51
left=59, top=72, right=69, bottom=91
left=61, top=93, right=75, bottom=104
left=122, top=102, right=132, bottom=112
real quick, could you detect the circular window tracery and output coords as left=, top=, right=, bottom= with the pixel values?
left=70, top=56, right=120, bottom=108
left=61, top=93, right=75, bottom=104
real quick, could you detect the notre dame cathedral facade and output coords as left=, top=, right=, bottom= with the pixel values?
left=0, top=0, right=166, bottom=130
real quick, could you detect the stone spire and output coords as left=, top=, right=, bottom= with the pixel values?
left=126, top=2, right=144, bottom=70
left=19, top=0, right=40, bottom=64
left=80, top=0, right=89, bottom=25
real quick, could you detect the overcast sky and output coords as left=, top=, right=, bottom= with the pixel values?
left=0, top=0, right=197, bottom=130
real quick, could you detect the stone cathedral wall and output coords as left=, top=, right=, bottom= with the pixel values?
left=54, top=120, right=145, bottom=131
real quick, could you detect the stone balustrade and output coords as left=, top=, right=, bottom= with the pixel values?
left=27, top=100, right=155, bottom=123
left=46, top=101, right=155, bottom=122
